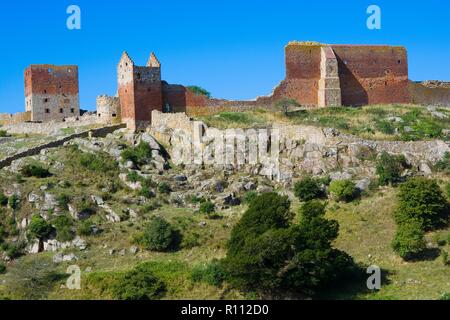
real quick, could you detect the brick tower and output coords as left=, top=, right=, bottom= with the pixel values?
left=24, top=65, right=80, bottom=122
left=118, top=52, right=163, bottom=131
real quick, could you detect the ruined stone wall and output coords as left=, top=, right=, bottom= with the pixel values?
left=331, top=45, right=410, bottom=106
left=272, top=43, right=322, bottom=106
left=96, top=95, right=121, bottom=124
left=409, top=81, right=450, bottom=107
left=24, top=65, right=80, bottom=122
left=0, top=112, right=31, bottom=125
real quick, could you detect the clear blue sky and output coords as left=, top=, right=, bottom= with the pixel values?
left=0, top=0, right=449, bottom=113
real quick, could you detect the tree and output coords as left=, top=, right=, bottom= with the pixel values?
left=28, top=215, right=52, bottom=240
left=141, top=217, right=177, bottom=252
left=329, top=180, right=359, bottom=202
left=294, top=177, right=325, bottom=202
left=391, top=220, right=426, bottom=260
left=187, top=86, right=211, bottom=98
left=222, top=193, right=355, bottom=295
left=394, top=177, right=449, bottom=231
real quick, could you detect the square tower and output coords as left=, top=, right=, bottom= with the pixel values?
left=118, top=52, right=163, bottom=131
left=24, top=65, right=80, bottom=122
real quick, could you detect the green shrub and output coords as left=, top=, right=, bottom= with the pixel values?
left=436, top=152, right=450, bottom=173
left=294, top=176, right=325, bottom=202
left=187, top=85, right=211, bottom=98
left=394, top=177, right=449, bottom=231
left=299, top=200, right=327, bottom=221
left=29, top=215, right=52, bottom=240
left=141, top=217, right=177, bottom=252
left=20, top=164, right=51, bottom=178
left=441, top=250, right=448, bottom=266
left=0, top=263, right=6, bottom=274
left=391, top=220, right=426, bottom=260
left=3, top=242, right=24, bottom=259
left=222, top=193, right=355, bottom=294
left=329, top=180, right=359, bottom=202
left=0, top=193, right=7, bottom=207
left=376, top=120, right=396, bottom=135
left=188, top=195, right=207, bottom=204
left=8, top=195, right=19, bottom=210
left=440, top=293, right=450, bottom=300
left=77, top=220, right=94, bottom=236
left=158, top=183, right=172, bottom=195
left=56, top=194, right=71, bottom=211
left=446, top=184, right=450, bottom=199
left=199, top=201, right=215, bottom=215
left=376, top=151, right=408, bottom=186
left=0, top=130, right=8, bottom=137
left=111, top=263, right=166, bottom=300
left=52, top=215, right=74, bottom=242
left=79, top=152, right=118, bottom=174
left=243, top=191, right=258, bottom=204
left=191, top=260, right=226, bottom=287
left=127, top=171, right=140, bottom=183
left=121, top=142, right=153, bottom=167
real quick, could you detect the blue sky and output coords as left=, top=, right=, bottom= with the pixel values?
left=0, top=0, right=448, bottom=113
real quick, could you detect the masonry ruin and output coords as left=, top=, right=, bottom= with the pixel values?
left=24, top=64, right=80, bottom=122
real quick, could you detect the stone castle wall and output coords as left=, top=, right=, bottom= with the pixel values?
left=96, top=95, right=121, bottom=124
left=409, top=81, right=450, bottom=107
left=0, top=111, right=31, bottom=126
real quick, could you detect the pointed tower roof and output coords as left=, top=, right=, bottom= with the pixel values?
left=119, top=51, right=134, bottom=66
left=147, top=52, right=161, bottom=68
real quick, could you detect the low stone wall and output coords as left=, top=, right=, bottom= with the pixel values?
left=0, top=112, right=31, bottom=126
left=1, top=114, right=100, bottom=135
left=0, top=124, right=125, bottom=169
left=409, top=81, right=450, bottom=107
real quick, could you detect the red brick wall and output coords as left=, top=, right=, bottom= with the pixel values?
left=24, top=65, right=78, bottom=96
left=133, top=81, right=163, bottom=121
left=272, top=44, right=322, bottom=106
left=118, top=83, right=135, bottom=121
left=331, top=45, right=409, bottom=106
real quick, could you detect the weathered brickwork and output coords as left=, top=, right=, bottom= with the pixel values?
left=24, top=65, right=80, bottom=122
left=118, top=52, right=163, bottom=131
left=0, top=112, right=31, bottom=125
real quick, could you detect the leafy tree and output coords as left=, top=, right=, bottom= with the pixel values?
left=391, top=220, right=426, bottom=260
left=394, top=177, right=449, bottom=231
left=222, top=193, right=355, bottom=294
left=29, top=215, right=52, bottom=240
left=294, top=176, right=325, bottom=202
left=141, top=217, right=177, bottom=252
left=329, top=180, right=359, bottom=202
left=187, top=86, right=211, bottom=98
left=112, top=263, right=166, bottom=300
left=376, top=151, right=408, bottom=186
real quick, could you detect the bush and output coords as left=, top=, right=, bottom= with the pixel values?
left=79, top=152, right=118, bottom=174
left=0, top=130, right=8, bottom=137
left=441, top=250, right=448, bottom=266
left=329, top=180, right=359, bottom=202
left=8, top=195, right=19, bottom=210
left=440, top=293, right=450, bottom=300
left=112, top=263, right=166, bottom=300
left=187, top=85, right=211, bottom=98
left=376, top=151, right=408, bottom=186
left=141, top=217, right=177, bottom=252
left=52, top=215, right=74, bottom=242
left=29, top=215, right=52, bottom=240
left=294, top=176, right=325, bottom=202
left=0, top=263, right=6, bottom=274
left=391, top=220, right=426, bottom=260
left=191, top=260, right=226, bottom=287
left=121, top=142, right=153, bottom=167
left=394, top=177, right=449, bottom=231
left=56, top=194, right=71, bottom=211
left=243, top=191, right=258, bottom=204
left=158, top=183, right=172, bottom=195
left=199, top=201, right=215, bottom=215
left=222, top=193, right=355, bottom=294
left=77, top=220, right=94, bottom=236
left=20, top=164, right=51, bottom=178
left=0, top=193, right=7, bottom=207
left=299, top=200, right=327, bottom=221
left=435, top=152, right=450, bottom=173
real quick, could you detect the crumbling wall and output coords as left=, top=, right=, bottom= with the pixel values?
left=0, top=112, right=31, bottom=125
left=96, top=95, right=121, bottom=124
left=409, top=81, right=450, bottom=107
left=24, top=65, right=80, bottom=122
